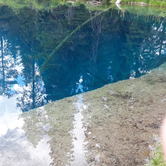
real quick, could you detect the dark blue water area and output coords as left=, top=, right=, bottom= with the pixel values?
left=0, top=5, right=166, bottom=112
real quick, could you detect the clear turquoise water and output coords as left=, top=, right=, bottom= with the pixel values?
left=0, top=5, right=166, bottom=112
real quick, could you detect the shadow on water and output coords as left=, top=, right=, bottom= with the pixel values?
left=0, top=4, right=166, bottom=111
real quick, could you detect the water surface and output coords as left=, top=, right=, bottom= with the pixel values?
left=0, top=4, right=166, bottom=112
left=0, top=3, right=166, bottom=166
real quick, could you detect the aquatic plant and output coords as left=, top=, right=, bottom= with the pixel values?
left=145, top=143, right=166, bottom=166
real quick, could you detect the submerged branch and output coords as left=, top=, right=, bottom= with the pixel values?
left=39, top=7, right=111, bottom=73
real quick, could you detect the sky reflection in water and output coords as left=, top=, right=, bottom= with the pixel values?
left=0, top=4, right=166, bottom=165
left=0, top=5, right=166, bottom=112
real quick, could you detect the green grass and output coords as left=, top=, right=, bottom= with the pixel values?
left=0, top=0, right=166, bottom=12
left=121, top=4, right=166, bottom=17
left=0, top=0, right=70, bottom=10
left=0, top=0, right=118, bottom=12
left=121, top=0, right=166, bottom=7
left=144, top=143, right=166, bottom=166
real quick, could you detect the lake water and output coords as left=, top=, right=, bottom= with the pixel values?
left=1, top=3, right=166, bottom=166
left=0, top=4, right=166, bottom=112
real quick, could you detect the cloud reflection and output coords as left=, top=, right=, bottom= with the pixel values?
left=0, top=95, right=52, bottom=166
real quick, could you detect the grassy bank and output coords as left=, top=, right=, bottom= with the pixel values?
left=121, top=0, right=166, bottom=7
left=121, top=4, right=166, bottom=17
left=0, top=0, right=69, bottom=9
left=1, top=0, right=166, bottom=11
left=0, top=0, right=115, bottom=11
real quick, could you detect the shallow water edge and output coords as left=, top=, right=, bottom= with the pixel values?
left=1, top=62, right=166, bottom=166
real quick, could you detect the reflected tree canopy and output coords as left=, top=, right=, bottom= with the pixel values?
left=0, top=4, right=166, bottom=112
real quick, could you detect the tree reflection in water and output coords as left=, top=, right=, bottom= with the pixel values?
left=0, top=3, right=166, bottom=166
left=0, top=5, right=165, bottom=111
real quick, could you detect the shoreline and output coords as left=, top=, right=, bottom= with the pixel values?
left=120, top=1, right=166, bottom=8
left=19, top=62, right=166, bottom=166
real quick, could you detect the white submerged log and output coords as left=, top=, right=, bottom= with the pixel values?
left=116, top=0, right=121, bottom=4
left=116, top=3, right=122, bottom=9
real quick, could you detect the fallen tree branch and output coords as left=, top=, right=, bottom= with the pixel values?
left=39, top=7, right=111, bottom=73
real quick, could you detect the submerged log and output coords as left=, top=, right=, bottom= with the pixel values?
left=39, top=7, right=111, bottom=73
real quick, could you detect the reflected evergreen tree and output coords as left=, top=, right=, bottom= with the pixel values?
left=0, top=4, right=166, bottom=111
left=0, top=33, right=19, bottom=97
left=140, top=18, right=166, bottom=71
left=16, top=52, right=47, bottom=112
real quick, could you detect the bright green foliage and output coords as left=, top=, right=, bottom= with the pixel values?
left=145, top=144, right=166, bottom=166
left=0, top=0, right=69, bottom=10
left=121, top=4, right=166, bottom=17
left=121, top=0, right=166, bottom=7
